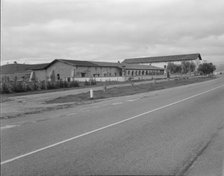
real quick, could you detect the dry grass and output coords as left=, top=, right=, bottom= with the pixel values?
left=46, top=76, right=215, bottom=104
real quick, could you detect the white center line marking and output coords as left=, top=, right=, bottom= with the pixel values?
left=112, top=102, right=123, bottom=105
left=1, top=84, right=224, bottom=165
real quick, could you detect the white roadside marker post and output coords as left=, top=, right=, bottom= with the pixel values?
left=90, top=89, right=94, bottom=99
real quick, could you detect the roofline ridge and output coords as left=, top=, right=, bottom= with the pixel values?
left=124, top=53, right=201, bottom=60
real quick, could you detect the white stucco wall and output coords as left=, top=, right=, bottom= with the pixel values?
left=46, top=62, right=75, bottom=81
left=128, top=75, right=166, bottom=80
left=34, top=59, right=202, bottom=82
left=40, top=61, right=122, bottom=81
left=75, top=66, right=121, bottom=77
left=73, top=77, right=126, bottom=82
left=34, top=70, right=47, bottom=81
left=150, top=61, right=182, bottom=68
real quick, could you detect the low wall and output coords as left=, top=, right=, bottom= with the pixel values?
left=71, top=75, right=167, bottom=82
left=73, top=77, right=126, bottom=82
left=129, top=75, right=166, bottom=80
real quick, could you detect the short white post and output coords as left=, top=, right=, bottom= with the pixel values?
left=90, top=89, right=93, bottom=99
left=153, top=79, right=156, bottom=84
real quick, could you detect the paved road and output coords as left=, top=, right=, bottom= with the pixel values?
left=1, top=77, right=224, bottom=175
left=185, top=127, right=224, bottom=176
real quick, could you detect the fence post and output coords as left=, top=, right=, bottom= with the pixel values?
left=90, top=89, right=94, bottom=99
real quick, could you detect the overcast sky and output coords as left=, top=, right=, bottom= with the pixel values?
left=2, top=0, right=224, bottom=65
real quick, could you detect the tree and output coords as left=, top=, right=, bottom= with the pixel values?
left=189, top=62, right=196, bottom=72
left=167, top=63, right=182, bottom=74
left=181, top=61, right=196, bottom=74
left=197, top=63, right=216, bottom=75
left=49, top=70, right=56, bottom=82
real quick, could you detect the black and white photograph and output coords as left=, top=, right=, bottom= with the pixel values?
left=1, top=0, right=224, bottom=175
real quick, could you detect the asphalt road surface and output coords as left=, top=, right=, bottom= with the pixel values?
left=1, top=77, right=224, bottom=176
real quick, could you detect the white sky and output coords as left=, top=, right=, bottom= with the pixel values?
left=2, top=0, right=224, bottom=65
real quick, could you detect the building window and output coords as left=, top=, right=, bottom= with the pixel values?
left=153, top=70, right=155, bottom=75
left=57, top=74, right=60, bottom=80
left=93, top=74, right=100, bottom=77
left=81, top=73, right=86, bottom=77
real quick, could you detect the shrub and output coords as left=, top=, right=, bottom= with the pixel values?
left=84, top=80, right=90, bottom=86
left=197, top=63, right=216, bottom=75
left=47, top=81, right=55, bottom=89
left=84, top=79, right=96, bottom=86
left=0, top=82, right=11, bottom=93
left=90, top=79, right=96, bottom=85
left=40, top=81, right=47, bottom=90
left=55, top=81, right=61, bottom=89
left=0, top=79, right=80, bottom=94
left=70, top=81, right=79, bottom=87
left=34, top=83, right=39, bottom=91
left=12, top=81, right=25, bottom=92
left=63, top=81, right=69, bottom=88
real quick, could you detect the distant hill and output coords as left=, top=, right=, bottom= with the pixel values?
left=0, top=63, right=49, bottom=74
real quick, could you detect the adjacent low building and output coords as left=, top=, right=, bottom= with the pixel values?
left=122, top=53, right=202, bottom=71
left=124, top=64, right=165, bottom=77
left=0, top=62, right=48, bottom=81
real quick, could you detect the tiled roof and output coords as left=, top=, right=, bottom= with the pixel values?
left=28, top=63, right=49, bottom=70
left=91, top=61, right=121, bottom=68
left=122, top=53, right=202, bottom=64
left=46, top=59, right=122, bottom=68
left=1, top=63, right=49, bottom=74
left=123, top=64, right=164, bottom=70
left=59, top=59, right=98, bottom=67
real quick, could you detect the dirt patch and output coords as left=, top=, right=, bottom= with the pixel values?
left=46, top=76, right=215, bottom=104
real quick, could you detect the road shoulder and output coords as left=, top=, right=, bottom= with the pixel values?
left=185, top=126, right=224, bottom=176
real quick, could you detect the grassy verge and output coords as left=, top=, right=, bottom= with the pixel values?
left=0, top=79, right=149, bottom=98
left=46, top=76, right=216, bottom=104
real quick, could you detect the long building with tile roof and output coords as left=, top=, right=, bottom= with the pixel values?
left=1, top=53, right=203, bottom=82
left=122, top=53, right=202, bottom=64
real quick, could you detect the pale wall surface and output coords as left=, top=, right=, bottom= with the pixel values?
left=34, top=70, right=47, bottom=81
left=75, top=66, right=121, bottom=77
left=43, top=61, right=121, bottom=81
left=33, top=59, right=202, bottom=82
left=73, top=77, right=126, bottom=82
left=46, top=62, right=75, bottom=81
